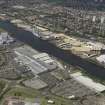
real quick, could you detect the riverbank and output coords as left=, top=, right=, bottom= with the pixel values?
left=1, top=20, right=105, bottom=80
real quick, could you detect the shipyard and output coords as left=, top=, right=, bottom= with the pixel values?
left=1, top=0, right=105, bottom=105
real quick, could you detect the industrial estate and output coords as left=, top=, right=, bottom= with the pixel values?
left=0, top=0, right=105, bottom=105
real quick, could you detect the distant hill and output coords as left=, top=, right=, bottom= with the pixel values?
left=3, top=0, right=105, bottom=11
left=45, top=0, right=65, bottom=3
left=46, top=0, right=105, bottom=11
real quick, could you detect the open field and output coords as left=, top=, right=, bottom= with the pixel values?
left=0, top=80, right=6, bottom=94
left=3, top=86, right=73, bottom=105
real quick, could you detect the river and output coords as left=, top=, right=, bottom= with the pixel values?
left=0, top=20, right=105, bottom=80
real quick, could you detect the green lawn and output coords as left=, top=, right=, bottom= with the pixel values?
left=0, top=80, right=6, bottom=93
left=4, top=86, right=73, bottom=105
left=0, top=28, right=5, bottom=33
left=4, top=86, right=40, bottom=99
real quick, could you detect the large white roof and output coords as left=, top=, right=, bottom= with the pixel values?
left=96, top=55, right=105, bottom=63
left=71, top=72, right=105, bottom=92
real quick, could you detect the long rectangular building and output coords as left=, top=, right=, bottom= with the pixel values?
left=14, top=46, right=57, bottom=75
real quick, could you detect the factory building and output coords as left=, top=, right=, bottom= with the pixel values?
left=14, top=45, right=57, bottom=75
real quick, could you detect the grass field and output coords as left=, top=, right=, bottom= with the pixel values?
left=4, top=86, right=73, bottom=105
left=0, top=80, right=6, bottom=94
left=0, top=28, right=5, bottom=33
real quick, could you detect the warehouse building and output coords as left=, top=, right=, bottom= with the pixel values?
left=14, top=45, right=57, bottom=75
left=71, top=72, right=105, bottom=92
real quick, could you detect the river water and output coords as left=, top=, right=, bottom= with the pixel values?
left=0, top=20, right=105, bottom=80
